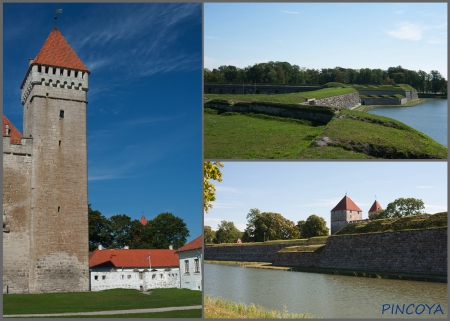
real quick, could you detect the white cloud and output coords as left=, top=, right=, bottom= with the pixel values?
left=416, top=185, right=437, bottom=189
left=280, top=10, right=299, bottom=14
left=386, top=22, right=425, bottom=41
left=424, top=204, right=447, bottom=213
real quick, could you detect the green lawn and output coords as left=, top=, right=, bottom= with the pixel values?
left=299, top=109, right=447, bottom=159
left=3, top=288, right=202, bottom=315
left=204, top=108, right=325, bottom=159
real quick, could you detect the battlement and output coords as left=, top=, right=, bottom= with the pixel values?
left=21, top=65, right=88, bottom=105
left=3, top=136, right=32, bottom=156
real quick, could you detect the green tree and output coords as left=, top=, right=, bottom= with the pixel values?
left=149, top=212, right=190, bottom=249
left=301, top=214, right=329, bottom=238
left=204, top=162, right=224, bottom=213
left=107, top=214, right=133, bottom=249
left=249, top=212, right=299, bottom=242
left=384, top=198, right=425, bottom=218
left=241, top=208, right=261, bottom=242
left=88, top=204, right=111, bottom=251
left=368, top=209, right=389, bottom=220
left=129, top=219, right=154, bottom=249
left=204, top=226, right=216, bottom=244
left=296, top=220, right=305, bottom=238
left=214, top=220, right=240, bottom=244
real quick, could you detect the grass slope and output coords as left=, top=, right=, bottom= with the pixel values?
left=334, top=212, right=447, bottom=236
left=298, top=109, right=447, bottom=159
left=204, top=108, right=325, bottom=159
left=43, top=309, right=202, bottom=318
left=352, top=84, right=415, bottom=91
left=3, top=288, right=202, bottom=315
left=204, top=87, right=356, bottom=105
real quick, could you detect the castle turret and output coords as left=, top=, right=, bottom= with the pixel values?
left=330, top=195, right=362, bottom=234
left=368, top=200, right=382, bottom=218
left=19, top=27, right=89, bottom=293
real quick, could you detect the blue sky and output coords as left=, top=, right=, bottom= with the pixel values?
left=205, top=2, right=447, bottom=78
left=3, top=3, right=202, bottom=244
left=205, top=162, right=447, bottom=232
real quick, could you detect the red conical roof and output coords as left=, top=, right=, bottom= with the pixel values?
left=140, top=215, right=147, bottom=226
left=3, top=115, right=22, bottom=144
left=331, top=195, right=362, bottom=212
left=31, top=27, right=89, bottom=72
left=368, top=200, right=382, bottom=213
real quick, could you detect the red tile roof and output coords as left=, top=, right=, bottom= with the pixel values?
left=89, top=248, right=179, bottom=269
left=3, top=115, right=22, bottom=144
left=331, top=195, right=362, bottom=212
left=31, top=27, right=89, bottom=72
left=140, top=215, right=147, bottom=226
left=368, top=200, right=382, bottom=213
left=176, top=236, right=202, bottom=253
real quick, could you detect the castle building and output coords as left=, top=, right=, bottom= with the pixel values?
left=3, top=27, right=89, bottom=294
left=330, top=195, right=363, bottom=234
left=368, top=200, right=383, bottom=218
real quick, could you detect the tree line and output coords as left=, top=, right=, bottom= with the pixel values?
left=204, top=62, right=447, bottom=94
left=204, top=209, right=329, bottom=244
left=88, top=205, right=189, bottom=252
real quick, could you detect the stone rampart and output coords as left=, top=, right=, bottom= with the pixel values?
left=205, top=102, right=338, bottom=123
left=358, top=89, right=418, bottom=102
left=274, top=228, right=447, bottom=275
left=205, top=241, right=307, bottom=262
left=360, top=97, right=407, bottom=105
left=205, top=83, right=321, bottom=95
left=206, top=229, right=447, bottom=275
left=299, top=92, right=360, bottom=108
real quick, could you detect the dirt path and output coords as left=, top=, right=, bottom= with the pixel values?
left=3, top=305, right=202, bottom=318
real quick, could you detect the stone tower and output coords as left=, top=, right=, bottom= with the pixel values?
left=330, top=195, right=362, bottom=234
left=368, top=200, right=382, bottom=218
left=4, top=27, right=90, bottom=293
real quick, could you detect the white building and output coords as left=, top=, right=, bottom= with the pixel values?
left=89, top=247, right=179, bottom=292
left=175, top=236, right=202, bottom=291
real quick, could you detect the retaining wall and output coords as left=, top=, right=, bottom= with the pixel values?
left=360, top=97, right=407, bottom=105
left=299, top=92, right=360, bottom=108
left=206, top=229, right=447, bottom=275
left=204, top=102, right=339, bottom=123
left=205, top=241, right=308, bottom=262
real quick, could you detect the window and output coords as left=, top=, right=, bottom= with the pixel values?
left=57, top=206, right=60, bottom=212
left=60, top=110, right=64, bottom=118
left=152, top=274, right=156, bottom=279
left=121, top=275, right=124, bottom=279
left=102, top=275, right=106, bottom=280
left=94, top=275, right=98, bottom=280
left=139, top=272, right=143, bottom=280
left=194, top=259, right=200, bottom=273
left=127, top=275, right=131, bottom=279
left=59, top=140, right=61, bottom=146
left=184, top=260, right=189, bottom=273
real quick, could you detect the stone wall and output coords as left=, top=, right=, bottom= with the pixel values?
left=205, top=102, right=338, bottom=123
left=299, top=92, right=361, bottom=108
left=205, top=241, right=309, bottom=262
left=360, top=97, right=407, bottom=105
left=274, top=229, right=447, bottom=275
left=3, top=137, right=33, bottom=294
left=206, top=229, right=447, bottom=275
left=358, top=89, right=418, bottom=102
left=205, top=83, right=321, bottom=95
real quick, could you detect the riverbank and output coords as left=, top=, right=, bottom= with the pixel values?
left=205, top=261, right=447, bottom=283
left=204, top=295, right=317, bottom=318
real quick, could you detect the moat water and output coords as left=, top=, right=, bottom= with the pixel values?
left=368, top=98, right=447, bottom=146
left=205, top=263, right=447, bottom=318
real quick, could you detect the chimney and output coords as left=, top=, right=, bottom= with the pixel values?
left=98, top=245, right=103, bottom=251
left=169, top=245, right=173, bottom=250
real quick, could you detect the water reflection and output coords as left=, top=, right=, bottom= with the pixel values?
left=205, top=264, right=447, bottom=318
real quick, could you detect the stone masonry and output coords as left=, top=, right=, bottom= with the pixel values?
left=3, top=27, right=90, bottom=293
left=205, top=228, right=447, bottom=275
